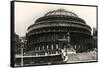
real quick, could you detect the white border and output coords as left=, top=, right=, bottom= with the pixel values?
left=0, top=0, right=99, bottom=68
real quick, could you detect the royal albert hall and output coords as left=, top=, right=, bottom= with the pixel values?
left=26, top=9, right=93, bottom=64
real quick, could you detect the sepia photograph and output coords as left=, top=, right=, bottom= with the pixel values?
left=11, top=1, right=98, bottom=67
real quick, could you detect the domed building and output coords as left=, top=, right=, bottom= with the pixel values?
left=25, top=9, right=93, bottom=64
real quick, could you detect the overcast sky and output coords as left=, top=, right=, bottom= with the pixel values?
left=15, top=2, right=97, bottom=37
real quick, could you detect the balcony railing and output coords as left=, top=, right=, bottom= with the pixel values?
left=16, top=51, right=61, bottom=58
left=28, top=22, right=91, bottom=33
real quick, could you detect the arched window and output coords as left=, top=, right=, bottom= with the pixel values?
left=75, top=45, right=76, bottom=49
left=51, top=44, right=53, bottom=50
left=56, top=44, right=58, bottom=49
left=45, top=52, right=48, bottom=56
left=39, top=46, right=40, bottom=50
left=36, top=53, right=38, bottom=56
left=42, top=45, right=44, bottom=50
left=79, top=45, right=80, bottom=49
left=47, top=45, right=49, bottom=49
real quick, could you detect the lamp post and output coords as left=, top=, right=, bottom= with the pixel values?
left=20, top=40, right=24, bottom=66
left=63, top=32, right=70, bottom=62
left=21, top=46, right=23, bottom=66
left=67, top=32, right=70, bottom=48
left=57, top=32, right=70, bottom=62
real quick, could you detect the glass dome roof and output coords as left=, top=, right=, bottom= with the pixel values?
left=45, top=9, right=78, bottom=17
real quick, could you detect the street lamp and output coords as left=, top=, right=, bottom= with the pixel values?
left=20, top=39, right=24, bottom=66
left=57, top=32, right=70, bottom=62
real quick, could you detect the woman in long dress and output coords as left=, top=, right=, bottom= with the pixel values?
left=61, top=47, right=68, bottom=62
